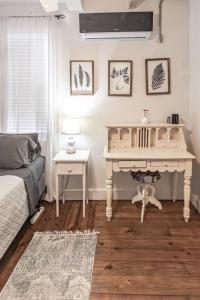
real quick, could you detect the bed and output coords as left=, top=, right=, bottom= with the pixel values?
left=0, top=175, right=28, bottom=259
left=0, top=134, right=46, bottom=260
left=0, top=155, right=46, bottom=214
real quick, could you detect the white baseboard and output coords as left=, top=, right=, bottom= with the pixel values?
left=62, top=188, right=175, bottom=201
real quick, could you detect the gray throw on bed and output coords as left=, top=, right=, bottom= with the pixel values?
left=0, top=156, right=45, bottom=215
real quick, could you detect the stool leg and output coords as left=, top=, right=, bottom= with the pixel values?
left=141, top=186, right=148, bottom=223
left=146, top=184, right=162, bottom=210
left=141, top=199, right=146, bottom=223
left=132, top=184, right=143, bottom=204
left=148, top=197, right=162, bottom=210
left=132, top=193, right=143, bottom=204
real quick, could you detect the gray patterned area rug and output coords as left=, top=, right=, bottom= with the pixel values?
left=0, top=231, right=97, bottom=300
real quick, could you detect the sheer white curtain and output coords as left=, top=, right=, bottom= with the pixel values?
left=0, top=19, right=8, bottom=132
left=6, top=18, right=49, bottom=140
left=45, top=18, right=58, bottom=202
left=0, top=17, right=58, bottom=201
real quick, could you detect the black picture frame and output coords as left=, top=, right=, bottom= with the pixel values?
left=70, top=60, right=94, bottom=95
left=108, top=60, right=133, bottom=97
left=145, top=58, right=171, bottom=95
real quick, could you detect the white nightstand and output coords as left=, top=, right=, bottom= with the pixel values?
left=53, top=150, right=90, bottom=218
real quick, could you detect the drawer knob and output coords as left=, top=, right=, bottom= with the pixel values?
left=68, top=169, right=72, bottom=173
left=165, top=163, right=168, bottom=167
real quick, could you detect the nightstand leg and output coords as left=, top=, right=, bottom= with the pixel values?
left=86, top=163, right=89, bottom=204
left=56, top=174, right=59, bottom=217
left=83, top=164, right=86, bottom=218
left=62, top=175, right=65, bottom=204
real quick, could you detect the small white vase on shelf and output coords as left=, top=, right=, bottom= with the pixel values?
left=142, top=109, right=150, bottom=124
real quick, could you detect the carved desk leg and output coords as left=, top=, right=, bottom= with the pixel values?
left=172, top=171, right=178, bottom=202
left=106, top=160, right=113, bottom=222
left=184, top=160, right=192, bottom=223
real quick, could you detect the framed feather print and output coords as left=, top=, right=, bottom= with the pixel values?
left=70, top=60, right=94, bottom=95
left=145, top=58, right=171, bottom=95
left=108, top=60, right=133, bottom=96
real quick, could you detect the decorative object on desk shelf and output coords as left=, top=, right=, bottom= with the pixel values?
left=62, top=118, right=80, bottom=154
left=108, top=60, right=133, bottom=96
left=142, top=109, right=150, bottom=124
left=0, top=231, right=97, bottom=300
left=145, top=58, right=171, bottom=95
left=70, top=60, right=94, bottom=95
left=167, top=116, right=171, bottom=123
left=171, top=114, right=179, bottom=124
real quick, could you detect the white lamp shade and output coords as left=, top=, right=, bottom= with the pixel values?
left=62, top=119, right=80, bottom=135
left=40, top=0, right=58, bottom=12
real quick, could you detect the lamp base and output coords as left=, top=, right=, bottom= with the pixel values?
left=66, top=146, right=76, bottom=154
left=66, top=136, right=76, bottom=154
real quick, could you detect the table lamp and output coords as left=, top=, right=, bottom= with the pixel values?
left=62, top=118, right=80, bottom=154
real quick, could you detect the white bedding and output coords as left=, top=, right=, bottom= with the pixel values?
left=0, top=175, right=29, bottom=260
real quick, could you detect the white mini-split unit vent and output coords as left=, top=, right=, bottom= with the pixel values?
left=79, top=12, right=153, bottom=40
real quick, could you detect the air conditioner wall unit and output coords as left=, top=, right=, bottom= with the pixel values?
left=79, top=12, right=153, bottom=40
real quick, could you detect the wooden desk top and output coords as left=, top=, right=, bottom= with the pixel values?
left=103, top=146, right=195, bottom=160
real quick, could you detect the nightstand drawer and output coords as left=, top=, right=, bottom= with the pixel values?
left=56, top=163, right=83, bottom=175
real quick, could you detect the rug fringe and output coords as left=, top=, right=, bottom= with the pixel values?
left=34, top=230, right=99, bottom=236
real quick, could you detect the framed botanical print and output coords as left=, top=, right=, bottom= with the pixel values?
left=145, top=58, right=171, bottom=95
left=70, top=60, right=94, bottom=95
left=108, top=60, right=133, bottom=96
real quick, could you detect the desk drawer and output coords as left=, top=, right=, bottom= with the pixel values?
left=56, top=163, right=83, bottom=174
left=150, top=161, right=179, bottom=167
left=118, top=161, right=147, bottom=168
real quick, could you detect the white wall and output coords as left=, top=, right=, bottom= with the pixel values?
left=0, top=0, right=190, bottom=200
left=189, top=0, right=200, bottom=204
left=59, top=0, right=190, bottom=200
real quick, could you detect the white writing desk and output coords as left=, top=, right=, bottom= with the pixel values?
left=103, top=123, right=195, bottom=223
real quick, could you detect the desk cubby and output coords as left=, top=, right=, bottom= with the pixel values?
left=106, top=123, right=186, bottom=153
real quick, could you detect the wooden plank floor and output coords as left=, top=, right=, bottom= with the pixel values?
left=1, top=200, right=200, bottom=299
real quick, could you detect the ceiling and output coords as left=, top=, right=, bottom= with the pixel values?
left=0, top=0, right=150, bottom=15
left=0, top=0, right=36, bottom=2
left=0, top=0, right=66, bottom=2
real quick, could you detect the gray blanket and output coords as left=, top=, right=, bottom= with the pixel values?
left=0, top=156, right=45, bottom=215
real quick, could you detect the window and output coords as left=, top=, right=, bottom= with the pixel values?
left=7, top=32, right=48, bottom=139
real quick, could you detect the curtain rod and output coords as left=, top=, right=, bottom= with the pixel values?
left=7, top=14, right=65, bottom=20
